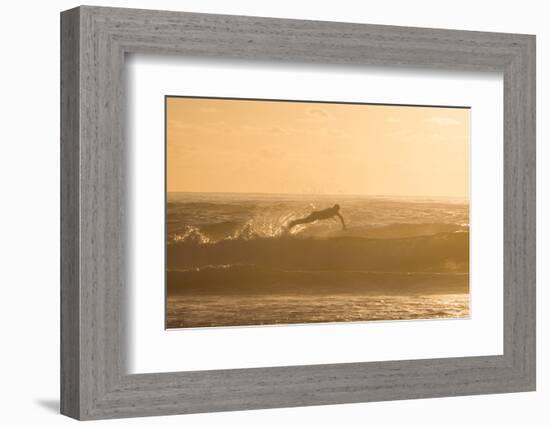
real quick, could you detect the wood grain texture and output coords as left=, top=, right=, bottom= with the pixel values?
left=60, top=5, right=536, bottom=420
left=60, top=7, right=80, bottom=419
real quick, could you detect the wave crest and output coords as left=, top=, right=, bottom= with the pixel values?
left=169, top=211, right=311, bottom=245
left=168, top=219, right=468, bottom=246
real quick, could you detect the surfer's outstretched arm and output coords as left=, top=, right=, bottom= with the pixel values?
left=336, top=213, right=346, bottom=230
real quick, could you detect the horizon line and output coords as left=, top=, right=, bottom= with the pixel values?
left=166, top=190, right=469, bottom=200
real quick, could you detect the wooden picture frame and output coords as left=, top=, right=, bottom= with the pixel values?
left=60, top=5, right=536, bottom=420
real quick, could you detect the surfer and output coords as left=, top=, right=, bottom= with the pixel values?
left=287, top=204, right=347, bottom=231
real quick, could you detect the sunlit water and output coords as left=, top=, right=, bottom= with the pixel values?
left=166, top=192, right=470, bottom=328
left=167, top=293, right=469, bottom=328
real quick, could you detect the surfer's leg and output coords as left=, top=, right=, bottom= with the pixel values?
left=288, top=214, right=315, bottom=229
left=288, top=218, right=305, bottom=229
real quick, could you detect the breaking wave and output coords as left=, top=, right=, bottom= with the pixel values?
left=168, top=220, right=468, bottom=245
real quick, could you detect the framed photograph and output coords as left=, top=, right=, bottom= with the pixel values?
left=164, top=96, right=471, bottom=329
left=61, top=6, right=536, bottom=420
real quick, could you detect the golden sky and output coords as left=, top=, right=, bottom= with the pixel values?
left=166, top=97, right=469, bottom=198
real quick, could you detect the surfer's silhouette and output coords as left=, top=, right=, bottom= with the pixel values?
left=287, top=204, right=347, bottom=231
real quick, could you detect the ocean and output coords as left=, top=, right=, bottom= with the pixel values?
left=166, top=192, right=469, bottom=328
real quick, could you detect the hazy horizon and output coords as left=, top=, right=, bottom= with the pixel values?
left=167, top=190, right=469, bottom=201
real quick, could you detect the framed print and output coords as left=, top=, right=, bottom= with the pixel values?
left=61, top=6, right=536, bottom=420
left=129, top=57, right=502, bottom=374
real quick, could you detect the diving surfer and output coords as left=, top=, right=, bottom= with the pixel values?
left=287, top=204, right=346, bottom=231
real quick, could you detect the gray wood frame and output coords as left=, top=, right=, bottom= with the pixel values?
left=60, top=5, right=536, bottom=420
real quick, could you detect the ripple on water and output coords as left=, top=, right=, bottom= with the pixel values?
left=167, top=293, right=469, bottom=328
